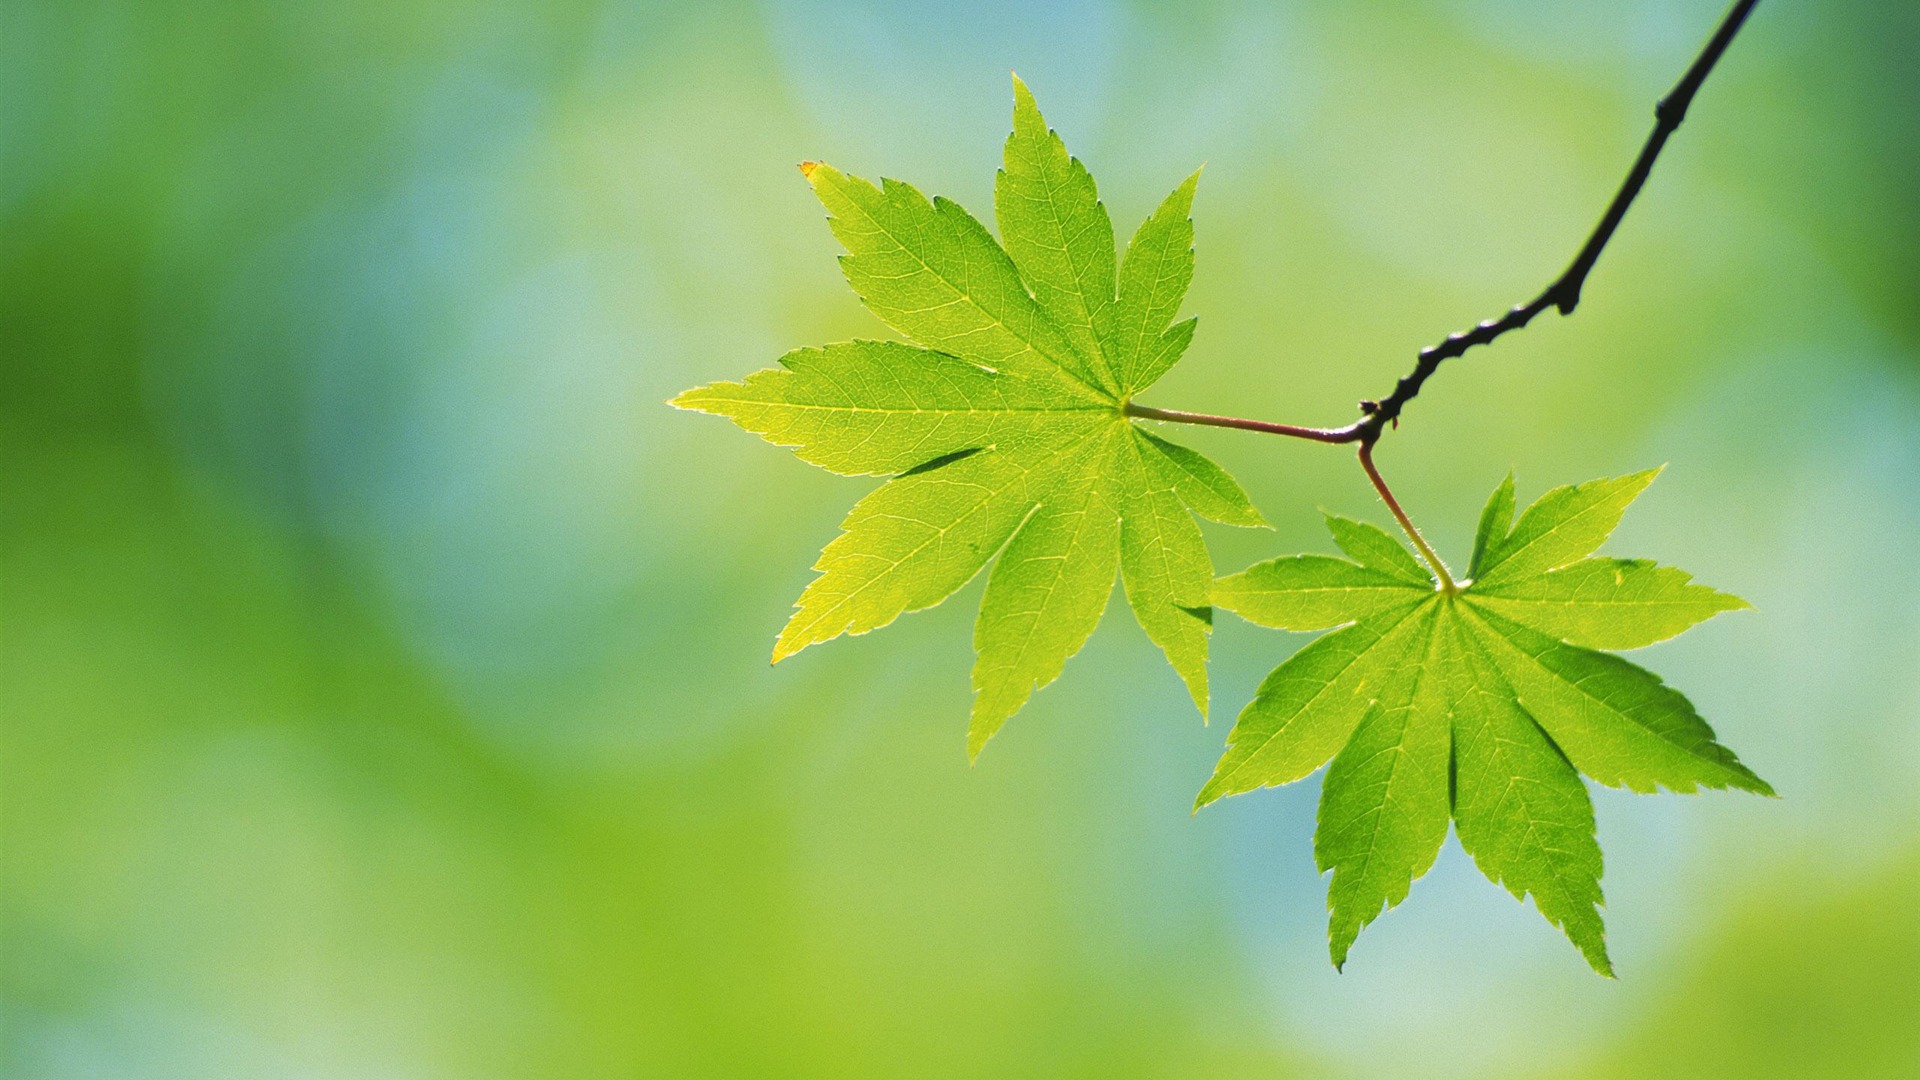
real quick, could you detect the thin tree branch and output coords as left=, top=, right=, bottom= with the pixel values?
left=1358, top=443, right=1455, bottom=592
left=1348, top=0, right=1759, bottom=445
left=1127, top=0, right=1757, bottom=452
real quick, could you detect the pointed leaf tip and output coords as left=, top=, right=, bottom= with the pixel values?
left=770, top=628, right=809, bottom=665
left=798, top=160, right=820, bottom=180
left=1008, top=73, right=1045, bottom=135
left=966, top=728, right=992, bottom=764
left=1192, top=783, right=1224, bottom=814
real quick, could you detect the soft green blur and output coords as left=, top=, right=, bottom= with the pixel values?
left=5, top=2, right=1916, bottom=1076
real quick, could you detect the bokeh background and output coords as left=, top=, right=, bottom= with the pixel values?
left=6, top=1, right=1918, bottom=1076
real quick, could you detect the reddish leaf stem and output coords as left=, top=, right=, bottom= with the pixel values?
left=1358, top=443, right=1455, bottom=592
left=1121, top=403, right=1351, bottom=443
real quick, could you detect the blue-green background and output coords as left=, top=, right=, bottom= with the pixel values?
left=5, top=2, right=1917, bottom=1075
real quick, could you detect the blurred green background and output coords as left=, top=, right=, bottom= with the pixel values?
left=5, top=1, right=1917, bottom=1076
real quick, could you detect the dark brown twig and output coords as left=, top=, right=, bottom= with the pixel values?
left=1127, top=0, right=1759, bottom=450
left=1345, top=0, right=1759, bottom=445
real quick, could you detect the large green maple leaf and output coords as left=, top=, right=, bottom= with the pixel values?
left=1202, top=469, right=1772, bottom=974
left=673, top=78, right=1264, bottom=756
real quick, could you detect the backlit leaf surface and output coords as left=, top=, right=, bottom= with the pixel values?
left=674, top=78, right=1262, bottom=754
left=1205, top=472, right=1769, bottom=973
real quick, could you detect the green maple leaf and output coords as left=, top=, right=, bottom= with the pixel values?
left=672, top=77, right=1265, bottom=756
left=1202, top=469, right=1772, bottom=975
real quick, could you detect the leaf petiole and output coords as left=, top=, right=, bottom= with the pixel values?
left=1358, top=442, right=1456, bottom=593
left=1124, top=401, right=1457, bottom=590
left=1122, top=401, right=1354, bottom=444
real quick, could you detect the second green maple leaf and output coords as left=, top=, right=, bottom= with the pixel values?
left=1203, top=469, right=1772, bottom=975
